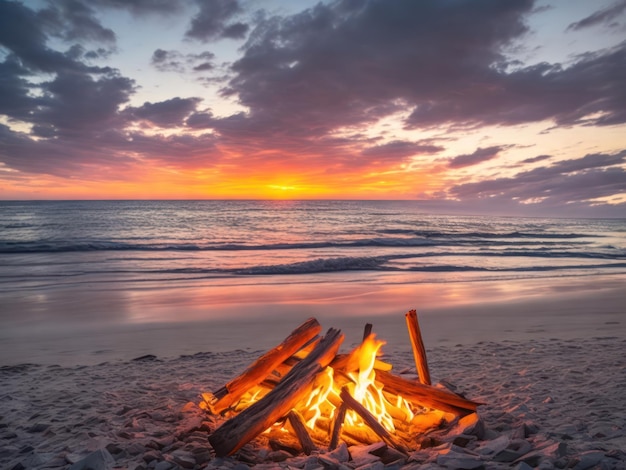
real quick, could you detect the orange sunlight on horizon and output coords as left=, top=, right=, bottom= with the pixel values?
left=0, top=158, right=443, bottom=200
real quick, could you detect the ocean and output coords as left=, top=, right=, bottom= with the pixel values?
left=1, top=200, right=625, bottom=365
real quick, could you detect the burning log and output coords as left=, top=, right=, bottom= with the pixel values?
left=339, top=387, right=409, bottom=454
left=406, top=309, right=431, bottom=385
left=362, top=323, right=373, bottom=340
left=376, top=369, right=481, bottom=414
left=210, top=317, right=321, bottom=413
left=208, top=328, right=344, bottom=456
left=329, top=402, right=347, bottom=450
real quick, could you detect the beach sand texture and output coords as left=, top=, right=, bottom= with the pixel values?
left=1, top=309, right=625, bottom=470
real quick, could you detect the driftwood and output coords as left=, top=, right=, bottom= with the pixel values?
left=328, top=402, right=347, bottom=450
left=339, top=387, right=408, bottom=454
left=210, top=317, right=322, bottom=413
left=362, top=323, right=373, bottom=341
left=208, top=328, right=344, bottom=456
left=376, top=369, right=480, bottom=414
left=405, top=310, right=431, bottom=385
left=287, top=410, right=317, bottom=455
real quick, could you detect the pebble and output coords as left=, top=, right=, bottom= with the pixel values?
left=571, top=451, right=605, bottom=470
left=68, top=449, right=115, bottom=470
left=436, top=449, right=484, bottom=469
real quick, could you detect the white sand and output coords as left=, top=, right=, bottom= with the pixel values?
left=1, top=322, right=625, bottom=469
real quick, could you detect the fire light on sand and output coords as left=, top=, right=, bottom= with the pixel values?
left=200, top=311, right=482, bottom=461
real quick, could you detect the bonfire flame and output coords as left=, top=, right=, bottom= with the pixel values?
left=202, top=315, right=481, bottom=457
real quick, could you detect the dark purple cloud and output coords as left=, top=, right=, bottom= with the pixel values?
left=449, top=146, right=505, bottom=169
left=129, top=97, right=201, bottom=127
left=219, top=0, right=535, bottom=141
left=0, top=0, right=92, bottom=73
left=520, top=154, right=552, bottom=164
left=151, top=49, right=185, bottom=72
left=0, top=1, right=135, bottom=136
left=87, top=0, right=186, bottom=15
left=449, top=150, right=626, bottom=205
left=0, top=122, right=220, bottom=177
left=35, top=71, right=135, bottom=136
left=38, top=0, right=116, bottom=44
left=567, top=0, right=626, bottom=31
left=185, top=111, right=215, bottom=129
left=152, top=49, right=216, bottom=73
left=361, top=141, right=444, bottom=160
left=186, top=0, right=249, bottom=42
left=211, top=0, right=626, bottom=147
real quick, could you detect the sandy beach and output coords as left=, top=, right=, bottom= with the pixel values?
left=1, top=275, right=625, bottom=469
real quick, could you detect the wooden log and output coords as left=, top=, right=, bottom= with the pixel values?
left=405, top=310, right=431, bottom=385
left=363, top=323, right=373, bottom=341
left=210, top=317, right=322, bottom=413
left=375, top=370, right=482, bottom=415
left=339, top=387, right=408, bottom=454
left=287, top=410, right=317, bottom=455
left=329, top=402, right=347, bottom=450
left=269, top=438, right=300, bottom=456
left=208, top=328, right=344, bottom=457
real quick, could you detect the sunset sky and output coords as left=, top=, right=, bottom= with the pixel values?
left=0, top=0, right=625, bottom=216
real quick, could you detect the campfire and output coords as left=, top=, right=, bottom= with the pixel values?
left=200, top=311, right=481, bottom=459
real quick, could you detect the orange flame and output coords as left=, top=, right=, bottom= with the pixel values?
left=230, top=333, right=418, bottom=441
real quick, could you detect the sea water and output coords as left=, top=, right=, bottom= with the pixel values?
left=1, top=200, right=624, bottom=283
left=1, top=200, right=624, bottom=364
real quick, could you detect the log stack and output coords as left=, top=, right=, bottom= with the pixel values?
left=201, top=311, right=482, bottom=457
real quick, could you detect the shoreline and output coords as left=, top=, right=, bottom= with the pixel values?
left=1, top=273, right=624, bottom=367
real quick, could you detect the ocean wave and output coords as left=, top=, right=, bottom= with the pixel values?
left=377, top=229, right=599, bottom=239
left=3, top=254, right=625, bottom=281
left=235, top=256, right=392, bottom=274
left=236, top=259, right=626, bottom=276
left=0, top=236, right=590, bottom=253
left=237, top=257, right=626, bottom=275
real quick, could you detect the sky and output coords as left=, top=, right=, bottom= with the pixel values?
left=0, top=0, right=625, bottom=217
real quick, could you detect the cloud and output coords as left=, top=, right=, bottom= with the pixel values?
left=221, top=0, right=535, bottom=140
left=186, top=0, right=249, bottom=42
left=87, top=0, right=186, bottom=15
left=38, top=0, right=116, bottom=44
left=212, top=0, right=626, bottom=151
left=151, top=49, right=185, bottom=72
left=221, top=22, right=249, bottom=39
left=361, top=140, right=444, bottom=161
left=185, top=111, right=215, bottom=129
left=0, top=2, right=134, bottom=135
left=151, top=49, right=216, bottom=73
left=449, top=150, right=626, bottom=206
left=34, top=71, right=135, bottom=135
left=0, top=122, right=221, bottom=178
left=567, top=0, right=626, bottom=31
left=520, top=154, right=552, bottom=164
left=448, top=146, right=505, bottom=169
left=0, top=122, right=133, bottom=177
left=129, top=97, right=202, bottom=127
left=0, top=0, right=93, bottom=73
